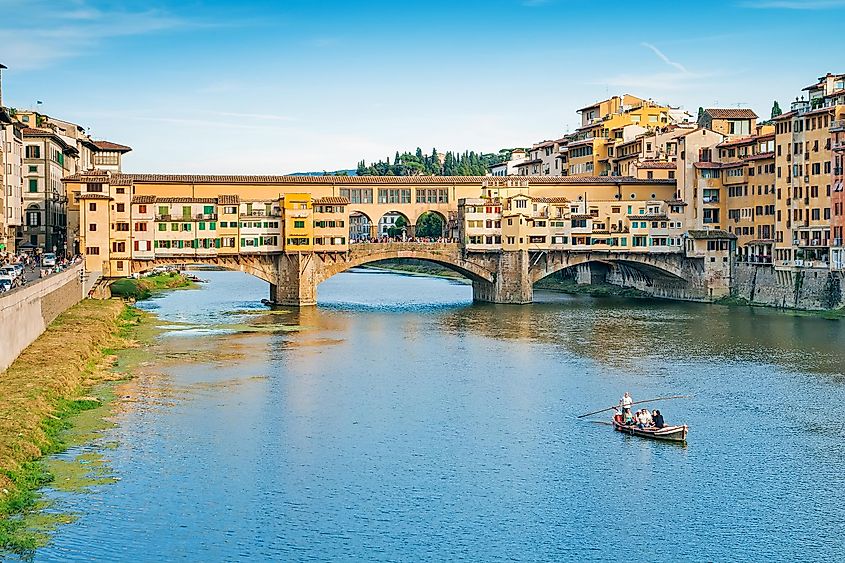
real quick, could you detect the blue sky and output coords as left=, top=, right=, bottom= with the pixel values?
left=1, top=0, right=843, bottom=173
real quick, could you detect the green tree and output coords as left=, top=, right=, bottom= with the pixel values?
left=697, top=106, right=705, bottom=125
left=415, top=212, right=444, bottom=238
left=387, top=215, right=408, bottom=238
left=771, top=101, right=782, bottom=119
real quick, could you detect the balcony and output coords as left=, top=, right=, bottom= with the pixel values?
left=702, top=196, right=720, bottom=204
left=195, top=213, right=217, bottom=220
left=831, top=120, right=845, bottom=132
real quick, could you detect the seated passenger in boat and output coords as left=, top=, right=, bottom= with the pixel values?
left=652, top=410, right=665, bottom=429
left=636, top=409, right=652, bottom=428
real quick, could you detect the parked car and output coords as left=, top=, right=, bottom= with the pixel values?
left=42, top=253, right=57, bottom=267
left=0, top=268, right=17, bottom=288
left=0, top=279, right=11, bottom=293
left=9, top=263, right=24, bottom=279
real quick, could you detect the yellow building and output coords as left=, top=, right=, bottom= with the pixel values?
left=282, top=193, right=313, bottom=251
left=773, top=96, right=845, bottom=269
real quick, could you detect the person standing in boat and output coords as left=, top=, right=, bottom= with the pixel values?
left=619, top=392, right=633, bottom=423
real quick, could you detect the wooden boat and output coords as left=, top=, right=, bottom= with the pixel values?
left=612, top=414, right=688, bottom=443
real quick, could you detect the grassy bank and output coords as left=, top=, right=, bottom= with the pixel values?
left=110, top=272, right=195, bottom=300
left=364, top=259, right=468, bottom=281
left=534, top=275, right=650, bottom=299
left=0, top=299, right=138, bottom=553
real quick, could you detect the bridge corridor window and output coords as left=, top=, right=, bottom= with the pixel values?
left=340, top=188, right=373, bottom=204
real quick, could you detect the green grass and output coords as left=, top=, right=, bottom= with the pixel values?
left=110, top=273, right=195, bottom=300
left=0, top=300, right=131, bottom=556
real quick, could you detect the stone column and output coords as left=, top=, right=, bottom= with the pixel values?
left=270, top=253, right=318, bottom=306
left=472, top=250, right=532, bottom=304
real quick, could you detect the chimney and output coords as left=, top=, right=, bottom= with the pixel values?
left=0, top=63, right=6, bottom=108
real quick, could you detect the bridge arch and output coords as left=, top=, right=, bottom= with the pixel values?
left=376, top=210, right=411, bottom=239
left=529, top=252, right=689, bottom=286
left=348, top=210, right=374, bottom=241
left=315, top=243, right=496, bottom=285
left=413, top=210, right=448, bottom=239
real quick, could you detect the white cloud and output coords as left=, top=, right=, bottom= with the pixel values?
left=641, top=43, right=688, bottom=74
left=0, top=0, right=225, bottom=69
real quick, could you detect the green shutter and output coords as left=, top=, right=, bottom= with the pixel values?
left=199, top=222, right=205, bottom=231
left=204, top=205, right=214, bottom=215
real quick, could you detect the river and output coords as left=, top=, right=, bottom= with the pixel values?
left=26, top=269, right=845, bottom=561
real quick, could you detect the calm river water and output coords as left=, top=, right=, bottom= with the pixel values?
left=28, top=269, right=845, bottom=561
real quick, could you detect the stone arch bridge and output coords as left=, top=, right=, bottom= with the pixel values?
left=131, top=243, right=712, bottom=305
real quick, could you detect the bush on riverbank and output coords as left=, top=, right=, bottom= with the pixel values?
left=110, top=272, right=194, bottom=300
left=0, top=300, right=136, bottom=554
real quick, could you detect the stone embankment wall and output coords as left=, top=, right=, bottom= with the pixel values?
left=732, top=264, right=844, bottom=310
left=0, top=264, right=85, bottom=371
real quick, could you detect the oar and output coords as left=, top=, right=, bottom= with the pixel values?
left=576, top=395, right=692, bottom=419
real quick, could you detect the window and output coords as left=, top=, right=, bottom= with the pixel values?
left=89, top=223, right=97, bottom=231
left=158, top=223, right=167, bottom=232
left=294, top=220, right=305, bottom=229
left=224, top=206, right=238, bottom=214
left=135, top=223, right=147, bottom=231
left=25, top=145, right=40, bottom=159
left=139, top=205, right=147, bottom=214
left=115, top=223, right=129, bottom=232
left=515, top=199, right=527, bottom=209
left=86, top=247, right=99, bottom=255
left=89, top=202, right=97, bottom=212
left=28, top=179, right=38, bottom=192
left=116, top=203, right=125, bottom=212
left=87, top=183, right=103, bottom=193
left=27, top=210, right=40, bottom=226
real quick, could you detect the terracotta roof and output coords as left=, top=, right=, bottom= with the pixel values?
left=92, top=140, right=132, bottom=152
left=704, top=108, right=758, bottom=120
left=532, top=197, right=570, bottom=204
left=627, top=213, right=668, bottom=220
left=694, top=162, right=722, bottom=169
left=744, top=151, right=775, bottom=162
left=720, top=161, right=745, bottom=169
left=155, top=197, right=217, bottom=203
left=571, top=214, right=594, bottom=220
left=313, top=196, right=350, bottom=205
left=515, top=159, right=543, bottom=166
left=636, top=160, right=676, bottom=170
left=687, top=229, right=736, bottom=240
left=667, top=199, right=688, bottom=206
left=218, top=194, right=240, bottom=205
left=716, top=136, right=755, bottom=148
left=76, top=193, right=113, bottom=200
left=92, top=173, right=674, bottom=186
left=132, top=195, right=156, bottom=204
left=62, top=170, right=109, bottom=183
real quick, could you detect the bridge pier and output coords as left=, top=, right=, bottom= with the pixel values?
left=575, top=262, right=608, bottom=285
left=270, top=253, right=318, bottom=306
left=472, top=250, right=533, bottom=304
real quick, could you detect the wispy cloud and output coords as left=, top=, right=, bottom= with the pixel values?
left=641, top=42, right=688, bottom=74
left=0, top=0, right=240, bottom=69
left=739, top=0, right=845, bottom=8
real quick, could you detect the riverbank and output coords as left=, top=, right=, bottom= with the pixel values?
left=364, top=259, right=469, bottom=281
left=109, top=272, right=195, bottom=300
left=534, top=275, right=650, bottom=299
left=0, top=299, right=138, bottom=553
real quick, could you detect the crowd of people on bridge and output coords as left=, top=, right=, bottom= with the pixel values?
left=350, top=236, right=459, bottom=244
